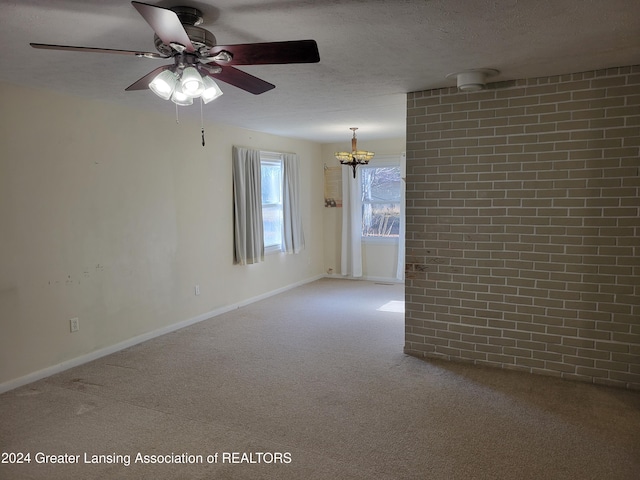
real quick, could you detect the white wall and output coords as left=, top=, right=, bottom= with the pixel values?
left=321, top=137, right=406, bottom=281
left=0, top=82, right=325, bottom=388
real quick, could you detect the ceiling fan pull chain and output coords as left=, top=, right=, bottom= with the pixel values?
left=175, top=102, right=180, bottom=124
left=201, top=98, right=205, bottom=147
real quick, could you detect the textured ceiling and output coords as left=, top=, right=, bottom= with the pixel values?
left=1, top=0, right=639, bottom=143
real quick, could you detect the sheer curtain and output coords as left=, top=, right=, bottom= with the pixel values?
left=232, top=146, right=264, bottom=265
left=340, top=166, right=363, bottom=277
left=396, top=152, right=406, bottom=280
left=282, top=153, right=305, bottom=254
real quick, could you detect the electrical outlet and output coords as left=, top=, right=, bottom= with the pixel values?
left=195, top=284, right=200, bottom=296
left=70, top=317, right=79, bottom=333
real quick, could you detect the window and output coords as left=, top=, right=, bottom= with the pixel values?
left=361, top=163, right=402, bottom=239
left=261, top=156, right=283, bottom=252
left=232, top=146, right=304, bottom=265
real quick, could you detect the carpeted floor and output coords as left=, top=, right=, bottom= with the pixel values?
left=1, top=278, right=639, bottom=479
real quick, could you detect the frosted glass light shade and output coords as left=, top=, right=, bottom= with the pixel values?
left=201, top=76, right=223, bottom=104
left=149, top=70, right=177, bottom=100
left=171, top=83, right=193, bottom=106
left=181, top=67, right=204, bottom=97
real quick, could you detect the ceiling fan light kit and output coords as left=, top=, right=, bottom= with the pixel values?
left=447, top=68, right=499, bottom=92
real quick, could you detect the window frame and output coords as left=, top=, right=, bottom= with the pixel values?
left=359, top=155, right=402, bottom=245
left=260, top=152, right=284, bottom=254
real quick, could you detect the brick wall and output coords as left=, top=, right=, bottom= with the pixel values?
left=405, top=65, right=640, bottom=390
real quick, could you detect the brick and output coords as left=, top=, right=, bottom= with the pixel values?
left=476, top=344, right=503, bottom=354
left=578, top=348, right=611, bottom=360
left=545, top=361, right=578, bottom=373
left=591, top=76, right=627, bottom=88
left=533, top=351, right=562, bottom=362
left=595, top=360, right=630, bottom=372
left=612, top=353, right=640, bottom=365
left=516, top=357, right=545, bottom=368
left=576, top=367, right=610, bottom=378
left=460, top=350, right=487, bottom=361
left=608, top=371, right=640, bottom=384
left=564, top=355, right=595, bottom=367
left=562, top=337, right=595, bottom=349
left=406, top=66, right=640, bottom=389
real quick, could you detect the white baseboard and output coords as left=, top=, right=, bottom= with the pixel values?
left=323, top=273, right=404, bottom=284
left=0, top=274, right=324, bottom=394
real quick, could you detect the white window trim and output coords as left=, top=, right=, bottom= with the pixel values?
left=362, top=235, right=399, bottom=245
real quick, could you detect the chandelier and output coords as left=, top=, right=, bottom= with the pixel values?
left=335, top=127, right=375, bottom=178
left=148, top=54, right=223, bottom=106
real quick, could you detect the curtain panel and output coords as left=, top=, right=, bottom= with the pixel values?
left=282, top=153, right=305, bottom=254
left=340, top=166, right=363, bottom=277
left=232, top=146, right=264, bottom=265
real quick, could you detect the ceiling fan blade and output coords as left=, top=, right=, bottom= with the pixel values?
left=199, top=65, right=275, bottom=95
left=131, top=1, right=195, bottom=53
left=207, top=39, right=320, bottom=65
left=30, top=43, right=165, bottom=58
left=125, top=65, right=171, bottom=91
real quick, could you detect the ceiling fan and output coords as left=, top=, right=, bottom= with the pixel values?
left=30, top=1, right=320, bottom=104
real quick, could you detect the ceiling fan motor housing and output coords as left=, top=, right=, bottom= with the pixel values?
left=153, top=6, right=217, bottom=56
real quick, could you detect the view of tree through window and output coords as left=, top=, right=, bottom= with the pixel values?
left=261, top=160, right=283, bottom=249
left=361, top=165, right=401, bottom=238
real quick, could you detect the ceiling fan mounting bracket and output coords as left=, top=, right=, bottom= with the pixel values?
left=170, top=6, right=203, bottom=26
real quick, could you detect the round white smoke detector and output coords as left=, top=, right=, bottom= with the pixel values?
left=446, top=68, right=500, bottom=91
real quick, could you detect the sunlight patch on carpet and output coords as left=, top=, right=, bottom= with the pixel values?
left=377, top=300, right=405, bottom=313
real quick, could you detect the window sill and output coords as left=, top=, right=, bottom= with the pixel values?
left=361, top=236, right=399, bottom=245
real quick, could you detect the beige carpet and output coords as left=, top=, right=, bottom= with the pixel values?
left=1, top=278, right=639, bottom=479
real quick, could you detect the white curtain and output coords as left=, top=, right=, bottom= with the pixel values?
left=396, top=152, right=406, bottom=280
left=340, top=166, right=363, bottom=277
left=232, top=146, right=264, bottom=265
left=282, top=153, right=305, bottom=254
